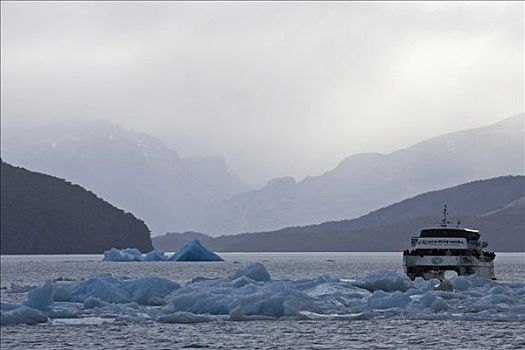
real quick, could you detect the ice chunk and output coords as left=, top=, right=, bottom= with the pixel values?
left=88, top=302, right=156, bottom=321
left=69, top=275, right=132, bottom=304
left=67, top=274, right=180, bottom=305
left=451, top=277, right=471, bottom=291
left=476, top=294, right=513, bottom=310
left=53, top=285, right=72, bottom=302
left=3, top=262, right=524, bottom=325
left=368, top=290, right=411, bottom=310
left=164, top=280, right=239, bottom=315
left=84, top=297, right=110, bottom=309
left=489, top=285, right=507, bottom=294
left=355, top=271, right=412, bottom=292
left=1, top=302, right=20, bottom=311
left=103, top=243, right=222, bottom=262
left=9, top=283, right=37, bottom=293
left=231, top=276, right=256, bottom=288
left=1, top=306, right=48, bottom=325
left=25, top=281, right=54, bottom=310
left=144, top=250, right=167, bottom=261
left=121, top=248, right=143, bottom=260
left=103, top=248, right=170, bottom=262
left=103, top=248, right=144, bottom=262
left=431, top=297, right=449, bottom=312
left=123, top=277, right=180, bottom=305
left=163, top=271, right=312, bottom=320
left=228, top=281, right=313, bottom=320
left=169, top=239, right=223, bottom=262
left=230, top=262, right=271, bottom=282
left=45, top=303, right=83, bottom=319
left=420, top=292, right=437, bottom=308
left=434, top=279, right=454, bottom=292
left=300, top=311, right=373, bottom=321
left=157, top=311, right=215, bottom=323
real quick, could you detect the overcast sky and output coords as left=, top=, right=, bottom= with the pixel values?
left=1, top=1, right=523, bottom=185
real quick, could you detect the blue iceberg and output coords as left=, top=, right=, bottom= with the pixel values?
left=169, top=239, right=223, bottom=262
left=102, top=240, right=222, bottom=262
left=144, top=250, right=167, bottom=261
left=103, top=248, right=144, bottom=262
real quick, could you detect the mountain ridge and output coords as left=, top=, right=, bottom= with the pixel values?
left=2, top=114, right=522, bottom=236
left=1, top=120, right=248, bottom=234
left=199, top=114, right=524, bottom=234
left=153, top=175, right=525, bottom=252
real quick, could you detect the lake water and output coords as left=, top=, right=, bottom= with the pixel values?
left=1, top=253, right=524, bottom=349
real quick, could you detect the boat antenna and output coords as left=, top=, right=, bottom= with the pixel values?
left=441, top=205, right=449, bottom=227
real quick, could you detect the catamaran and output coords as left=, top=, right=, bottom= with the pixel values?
left=403, top=205, right=496, bottom=280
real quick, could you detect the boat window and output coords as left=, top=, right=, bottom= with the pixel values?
left=420, top=228, right=480, bottom=240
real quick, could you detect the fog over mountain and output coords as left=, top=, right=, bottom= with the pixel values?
left=1, top=120, right=248, bottom=234
left=200, top=114, right=524, bottom=234
left=1, top=2, right=523, bottom=184
left=2, top=114, right=523, bottom=236
left=1, top=3, right=523, bottom=235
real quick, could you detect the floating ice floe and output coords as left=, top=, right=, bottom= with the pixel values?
left=1, top=264, right=524, bottom=325
left=102, top=239, right=223, bottom=262
left=8, top=283, right=37, bottom=294
left=0, top=305, right=48, bottom=326
left=230, top=262, right=271, bottom=281
left=354, top=270, right=413, bottom=292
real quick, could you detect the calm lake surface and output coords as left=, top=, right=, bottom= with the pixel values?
left=1, top=252, right=524, bottom=349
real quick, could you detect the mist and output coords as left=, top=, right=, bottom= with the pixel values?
left=1, top=1, right=523, bottom=185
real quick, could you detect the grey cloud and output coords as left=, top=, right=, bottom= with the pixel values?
left=1, top=1, right=523, bottom=184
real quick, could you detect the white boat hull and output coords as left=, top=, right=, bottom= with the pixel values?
left=403, top=254, right=495, bottom=280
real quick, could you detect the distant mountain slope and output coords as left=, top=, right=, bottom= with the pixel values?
left=1, top=161, right=153, bottom=254
left=153, top=176, right=525, bottom=252
left=1, top=120, right=247, bottom=234
left=200, top=114, right=525, bottom=234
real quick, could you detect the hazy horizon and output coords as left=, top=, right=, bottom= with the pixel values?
left=1, top=1, right=523, bottom=185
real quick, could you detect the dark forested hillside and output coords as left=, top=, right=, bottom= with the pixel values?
left=1, top=120, right=247, bottom=235
left=1, top=161, right=153, bottom=254
left=153, top=176, right=525, bottom=252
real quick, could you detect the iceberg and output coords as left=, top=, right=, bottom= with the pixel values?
left=144, top=250, right=167, bottom=261
left=103, top=248, right=168, bottom=262
left=103, top=248, right=144, bottom=262
left=102, top=240, right=222, bottom=262
left=169, top=239, right=223, bottom=262
left=1, top=262, right=524, bottom=325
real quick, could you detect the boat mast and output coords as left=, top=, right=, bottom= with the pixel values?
left=441, top=205, right=449, bottom=227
